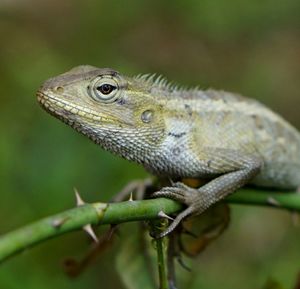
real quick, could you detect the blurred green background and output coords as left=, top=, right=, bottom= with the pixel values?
left=0, top=0, right=300, bottom=288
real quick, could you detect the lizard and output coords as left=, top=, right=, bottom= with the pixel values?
left=37, top=65, right=300, bottom=238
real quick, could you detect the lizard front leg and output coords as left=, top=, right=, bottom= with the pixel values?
left=152, top=155, right=262, bottom=238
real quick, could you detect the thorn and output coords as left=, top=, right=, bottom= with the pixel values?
left=128, top=192, right=134, bottom=202
left=83, top=224, right=98, bottom=243
left=51, top=217, right=69, bottom=228
left=158, top=210, right=174, bottom=220
left=267, top=197, right=281, bottom=207
left=74, top=187, right=85, bottom=206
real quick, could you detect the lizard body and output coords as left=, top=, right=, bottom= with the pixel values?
left=37, top=65, right=300, bottom=236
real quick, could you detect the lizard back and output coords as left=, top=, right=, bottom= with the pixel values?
left=37, top=66, right=300, bottom=190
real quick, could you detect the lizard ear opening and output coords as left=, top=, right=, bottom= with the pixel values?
left=88, top=76, right=121, bottom=103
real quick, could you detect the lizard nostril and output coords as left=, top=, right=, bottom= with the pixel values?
left=55, top=86, right=64, bottom=93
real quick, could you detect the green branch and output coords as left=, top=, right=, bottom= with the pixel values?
left=0, top=189, right=299, bottom=264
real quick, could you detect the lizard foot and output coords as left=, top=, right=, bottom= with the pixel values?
left=152, top=182, right=206, bottom=238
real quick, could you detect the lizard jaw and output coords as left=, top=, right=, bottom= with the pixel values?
left=37, top=91, right=117, bottom=124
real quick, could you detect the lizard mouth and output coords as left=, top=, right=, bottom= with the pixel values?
left=36, top=91, right=117, bottom=124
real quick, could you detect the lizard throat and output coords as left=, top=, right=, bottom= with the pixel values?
left=36, top=91, right=149, bottom=164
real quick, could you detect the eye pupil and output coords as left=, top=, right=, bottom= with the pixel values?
left=97, top=84, right=116, bottom=95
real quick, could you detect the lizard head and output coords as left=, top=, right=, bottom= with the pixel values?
left=37, top=65, right=166, bottom=163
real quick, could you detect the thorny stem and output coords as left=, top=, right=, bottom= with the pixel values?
left=0, top=188, right=299, bottom=264
left=156, top=235, right=168, bottom=289
left=150, top=220, right=169, bottom=289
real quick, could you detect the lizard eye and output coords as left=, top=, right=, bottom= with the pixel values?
left=89, top=77, right=120, bottom=102
left=97, top=84, right=116, bottom=95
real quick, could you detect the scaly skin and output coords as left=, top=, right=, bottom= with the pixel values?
left=37, top=65, right=300, bottom=237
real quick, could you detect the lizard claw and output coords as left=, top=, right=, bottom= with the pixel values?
left=152, top=182, right=202, bottom=238
left=156, top=206, right=194, bottom=238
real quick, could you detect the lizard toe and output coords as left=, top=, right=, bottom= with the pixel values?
left=152, top=184, right=200, bottom=206
left=156, top=206, right=195, bottom=238
left=151, top=189, right=187, bottom=203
